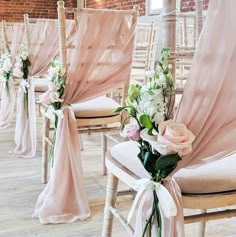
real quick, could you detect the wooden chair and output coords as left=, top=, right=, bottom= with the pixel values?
left=102, top=141, right=236, bottom=237
left=41, top=2, right=137, bottom=183
left=130, top=21, right=158, bottom=84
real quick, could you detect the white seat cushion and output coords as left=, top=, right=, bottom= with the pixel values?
left=33, top=79, right=48, bottom=92
left=110, top=141, right=236, bottom=195
left=174, top=155, right=236, bottom=194
left=72, top=96, right=120, bottom=118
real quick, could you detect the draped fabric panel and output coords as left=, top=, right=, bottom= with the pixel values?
left=13, top=79, right=36, bottom=157
left=29, top=20, right=75, bottom=77
left=12, top=20, right=75, bottom=158
left=0, top=23, right=25, bottom=130
left=33, top=9, right=137, bottom=224
left=0, top=79, right=15, bottom=129
left=132, top=1, right=236, bottom=236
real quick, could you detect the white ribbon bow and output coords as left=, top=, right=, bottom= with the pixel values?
left=45, top=105, right=64, bottom=120
left=20, top=79, right=30, bottom=94
left=127, top=178, right=177, bottom=224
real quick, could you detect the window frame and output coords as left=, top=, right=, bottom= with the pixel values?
left=147, top=0, right=163, bottom=15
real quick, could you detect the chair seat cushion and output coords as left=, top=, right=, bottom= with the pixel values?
left=33, top=79, right=49, bottom=92
left=72, top=96, right=120, bottom=118
left=174, top=155, right=236, bottom=194
left=110, top=141, right=236, bottom=195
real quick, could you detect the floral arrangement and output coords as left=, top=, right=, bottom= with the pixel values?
left=40, top=58, right=65, bottom=117
left=0, top=52, right=13, bottom=96
left=39, top=58, right=65, bottom=165
left=115, top=48, right=195, bottom=236
left=13, top=44, right=31, bottom=116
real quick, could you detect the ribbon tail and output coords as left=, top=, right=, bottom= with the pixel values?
left=127, top=179, right=150, bottom=224
left=155, top=183, right=177, bottom=218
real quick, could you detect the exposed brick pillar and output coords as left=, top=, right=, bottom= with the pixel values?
left=180, top=0, right=209, bottom=12
left=0, top=0, right=77, bottom=22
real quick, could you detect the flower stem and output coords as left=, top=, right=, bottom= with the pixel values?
left=142, top=201, right=155, bottom=237
left=153, top=190, right=162, bottom=237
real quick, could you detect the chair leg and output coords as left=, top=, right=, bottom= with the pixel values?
left=42, top=116, right=50, bottom=184
left=101, top=132, right=108, bottom=175
left=197, top=209, right=207, bottom=237
left=79, top=134, right=84, bottom=151
left=102, top=172, right=119, bottom=237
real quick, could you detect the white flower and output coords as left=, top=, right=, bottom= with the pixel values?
left=157, top=73, right=167, bottom=88
left=136, top=85, right=166, bottom=126
left=20, top=51, right=28, bottom=61
left=50, top=91, right=63, bottom=103
left=48, top=66, right=61, bottom=79
left=145, top=70, right=155, bottom=78
left=13, top=67, right=24, bottom=78
left=0, top=68, right=4, bottom=76
left=48, top=81, right=60, bottom=92
left=0, top=75, right=6, bottom=82
left=2, top=58, right=12, bottom=72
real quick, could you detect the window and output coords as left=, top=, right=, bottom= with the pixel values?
left=148, top=0, right=163, bottom=15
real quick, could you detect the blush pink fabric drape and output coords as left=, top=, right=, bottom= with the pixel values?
left=0, top=24, right=25, bottom=130
left=0, top=79, right=15, bottom=129
left=13, top=80, right=36, bottom=157
left=33, top=9, right=137, bottom=224
left=128, top=0, right=236, bottom=236
left=12, top=20, right=75, bottom=158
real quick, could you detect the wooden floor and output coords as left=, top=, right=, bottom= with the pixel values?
left=0, top=117, right=236, bottom=237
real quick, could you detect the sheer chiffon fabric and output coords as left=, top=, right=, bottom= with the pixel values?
left=0, top=23, right=25, bottom=130
left=13, top=79, right=36, bottom=157
left=0, top=79, right=15, bottom=129
left=12, top=20, right=75, bottom=158
left=33, top=9, right=137, bottom=224
left=132, top=1, right=236, bottom=236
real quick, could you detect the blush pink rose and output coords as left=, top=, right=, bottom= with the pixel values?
left=141, top=120, right=195, bottom=156
left=39, top=90, right=52, bottom=105
left=121, top=123, right=141, bottom=141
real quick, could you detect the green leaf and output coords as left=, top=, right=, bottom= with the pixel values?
left=113, top=106, right=125, bottom=113
left=128, top=84, right=140, bottom=99
left=120, top=122, right=125, bottom=132
left=155, top=153, right=181, bottom=172
left=139, top=114, right=153, bottom=131
left=126, top=107, right=136, bottom=117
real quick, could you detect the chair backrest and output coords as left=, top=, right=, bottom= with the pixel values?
left=176, top=13, right=196, bottom=51
left=57, top=1, right=138, bottom=106
left=175, top=10, right=205, bottom=95
left=131, top=21, right=158, bottom=84
left=0, top=21, right=9, bottom=54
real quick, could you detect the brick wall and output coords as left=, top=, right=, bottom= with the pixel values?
left=86, top=0, right=146, bottom=16
left=181, top=0, right=209, bottom=12
left=0, top=0, right=77, bottom=22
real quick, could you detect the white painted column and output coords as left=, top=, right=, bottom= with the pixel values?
left=57, top=0, right=67, bottom=74
left=162, top=0, right=177, bottom=80
left=77, top=0, right=85, bottom=9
